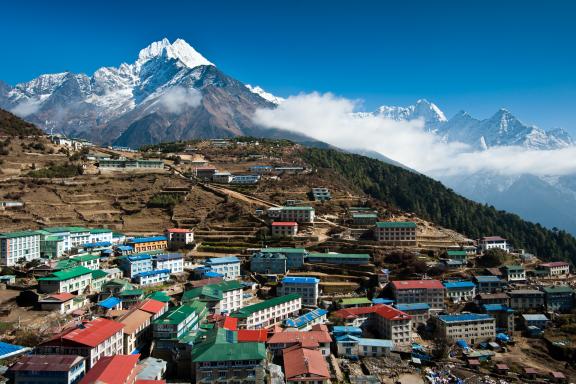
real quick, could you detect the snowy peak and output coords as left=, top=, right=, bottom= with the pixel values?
left=136, top=38, right=213, bottom=69
left=375, top=99, right=447, bottom=126
left=245, top=84, right=284, bottom=104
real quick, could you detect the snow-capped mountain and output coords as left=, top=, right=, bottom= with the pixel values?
left=0, top=38, right=296, bottom=146
left=374, top=99, right=447, bottom=130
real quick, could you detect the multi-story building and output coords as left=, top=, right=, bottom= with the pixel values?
left=138, top=298, right=169, bottom=321
left=277, top=206, right=315, bottom=224
left=79, top=354, right=142, bottom=384
left=259, top=247, right=308, bottom=269
left=374, top=222, right=417, bottom=245
left=537, top=261, right=570, bottom=277
left=267, top=324, right=332, bottom=357
left=153, top=253, right=184, bottom=273
left=127, top=236, right=167, bottom=253
left=283, top=345, right=331, bottom=384
left=478, top=236, right=508, bottom=252
left=230, top=294, right=302, bottom=329
left=473, top=275, right=506, bottom=293
left=182, top=280, right=244, bottom=314
left=508, top=289, right=545, bottom=311
left=88, top=228, right=114, bottom=244
left=311, top=187, right=331, bottom=201
left=38, top=266, right=93, bottom=294
left=372, top=305, right=412, bottom=346
left=351, top=213, right=379, bottom=226
left=307, top=253, right=370, bottom=265
left=284, top=308, right=328, bottom=331
left=36, top=318, right=124, bottom=368
left=542, top=285, right=574, bottom=313
left=230, top=174, right=261, bottom=184
left=44, top=227, right=92, bottom=250
left=204, top=257, right=241, bottom=280
left=395, top=303, right=430, bottom=330
left=278, top=277, right=320, bottom=306
left=501, top=265, right=526, bottom=283
left=38, top=230, right=67, bottom=259
left=164, top=228, right=194, bottom=250
left=152, top=305, right=200, bottom=341
left=212, top=171, right=233, bottom=183
left=98, top=158, right=164, bottom=170
left=119, top=254, right=154, bottom=278
left=119, top=308, right=153, bottom=355
left=335, top=336, right=394, bottom=359
left=133, top=269, right=171, bottom=286
left=70, top=254, right=100, bottom=270
left=38, top=293, right=88, bottom=315
left=435, top=313, right=496, bottom=344
left=271, top=222, right=298, bottom=237
left=481, top=304, right=515, bottom=333
left=391, top=280, right=445, bottom=310
left=0, top=230, right=42, bottom=266
left=521, top=314, right=550, bottom=330
left=475, top=292, right=510, bottom=306
left=446, top=249, right=468, bottom=263
left=250, top=252, right=287, bottom=274
left=7, top=355, right=86, bottom=384
left=443, top=281, right=476, bottom=302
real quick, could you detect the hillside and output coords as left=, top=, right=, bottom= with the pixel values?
left=302, top=147, right=576, bottom=264
left=0, top=108, right=43, bottom=136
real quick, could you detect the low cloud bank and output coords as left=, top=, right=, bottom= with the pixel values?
left=253, top=92, right=576, bottom=177
left=158, top=86, right=202, bottom=113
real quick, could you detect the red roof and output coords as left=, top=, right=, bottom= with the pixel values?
left=8, top=355, right=84, bottom=372
left=540, top=261, right=569, bottom=268
left=524, top=367, right=539, bottom=374
left=237, top=329, right=268, bottom=343
left=391, top=280, right=444, bottom=290
left=481, top=236, right=507, bottom=241
left=136, top=381, right=166, bottom=384
left=374, top=305, right=411, bottom=321
left=52, top=318, right=124, bottom=348
left=80, top=354, right=140, bottom=384
left=268, top=329, right=332, bottom=345
left=165, top=228, right=193, bottom=233
left=222, top=316, right=238, bottom=331
left=496, top=364, right=509, bottom=370
left=189, top=277, right=223, bottom=288
left=272, top=222, right=298, bottom=226
left=332, top=305, right=383, bottom=319
left=551, top=372, right=566, bottom=379
left=283, top=346, right=330, bottom=380
left=46, top=293, right=76, bottom=302
left=138, top=299, right=165, bottom=314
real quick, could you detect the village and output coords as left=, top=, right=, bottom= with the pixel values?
left=0, top=136, right=575, bottom=384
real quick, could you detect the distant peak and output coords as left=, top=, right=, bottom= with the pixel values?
left=136, top=38, right=214, bottom=68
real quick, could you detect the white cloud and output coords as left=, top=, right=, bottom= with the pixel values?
left=11, top=100, right=42, bottom=117
left=252, top=92, right=576, bottom=177
left=158, top=86, right=202, bottom=113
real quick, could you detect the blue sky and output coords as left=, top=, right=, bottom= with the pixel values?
left=2, top=0, right=575, bottom=130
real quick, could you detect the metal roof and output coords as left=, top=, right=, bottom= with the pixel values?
left=438, top=314, right=493, bottom=323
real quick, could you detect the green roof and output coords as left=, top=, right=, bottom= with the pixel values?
left=89, top=228, right=113, bottom=234
left=71, top=254, right=100, bottom=263
left=118, top=289, right=143, bottom=297
left=191, top=328, right=266, bottom=362
left=44, top=235, right=64, bottom=242
left=146, top=291, right=171, bottom=303
left=43, top=226, right=90, bottom=233
left=339, top=297, right=372, bottom=305
left=447, top=250, right=467, bottom=256
left=38, top=266, right=92, bottom=281
left=281, top=206, right=314, bottom=211
left=183, top=286, right=222, bottom=302
left=91, top=270, right=108, bottom=279
left=308, top=253, right=370, bottom=260
left=349, top=207, right=374, bottom=211
left=260, top=247, right=307, bottom=254
left=375, top=221, right=417, bottom=228
left=352, top=213, right=378, bottom=218
left=55, top=259, right=79, bottom=271
left=542, top=285, right=573, bottom=294
left=188, top=300, right=208, bottom=318
left=0, top=230, right=41, bottom=239
left=214, top=280, right=243, bottom=292
left=230, top=294, right=301, bottom=318
left=154, top=305, right=196, bottom=325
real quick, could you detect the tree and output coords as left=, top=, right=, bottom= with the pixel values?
left=477, top=248, right=507, bottom=268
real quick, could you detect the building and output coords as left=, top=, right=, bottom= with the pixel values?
left=259, top=247, right=308, bottom=269
left=538, top=261, right=570, bottom=277
left=88, top=228, right=114, bottom=244
left=267, top=324, right=332, bottom=357
left=473, top=275, right=506, bottom=293
left=482, top=304, right=515, bottom=333
left=43, top=227, right=92, bottom=251
left=70, top=254, right=100, bottom=271
left=249, top=165, right=273, bottom=174
left=475, top=292, right=510, bottom=306
left=230, top=174, right=261, bottom=184
left=230, top=294, right=302, bottom=329
left=38, top=293, right=87, bottom=315
left=38, top=230, right=67, bottom=259
left=153, top=253, right=184, bottom=274
left=335, top=336, right=394, bottom=359
left=212, top=171, right=233, bottom=183
left=444, top=281, right=476, bottom=302
left=435, top=314, right=496, bottom=344
left=278, top=277, right=320, bottom=306
left=204, top=256, right=241, bottom=280
left=501, top=265, right=526, bottom=283
left=372, top=305, right=412, bottom=346
left=521, top=314, right=550, bottom=330
left=478, top=236, right=508, bottom=252
left=339, top=297, right=372, bottom=309
left=120, top=254, right=154, bottom=278
left=191, top=328, right=267, bottom=384
left=182, top=280, right=244, bottom=314
left=36, top=318, right=124, bottom=368
left=351, top=213, right=378, bottom=226
left=79, top=354, right=140, bottom=384
left=283, top=345, right=331, bottom=384
left=250, top=252, right=287, bottom=274
left=542, top=285, right=574, bottom=312
left=395, top=303, right=430, bottom=329
left=136, top=357, right=167, bottom=381
left=138, top=298, right=169, bottom=321
left=164, top=228, right=194, bottom=250
left=311, top=187, right=331, bottom=201
left=307, top=253, right=370, bottom=265
left=271, top=222, right=298, bottom=237
left=0, top=230, right=42, bottom=266
left=127, top=236, right=167, bottom=253
left=119, top=309, right=153, bottom=354
left=7, top=355, right=86, bottom=384
left=98, top=158, right=164, bottom=170
left=374, top=222, right=417, bottom=245
left=446, top=249, right=468, bottom=263
left=152, top=305, right=200, bottom=341
left=38, top=266, right=93, bottom=294
left=133, top=269, right=171, bottom=286
left=284, top=308, right=328, bottom=331
left=390, top=280, right=445, bottom=310
left=508, top=289, right=545, bottom=311
left=194, top=166, right=217, bottom=180
left=277, top=206, right=315, bottom=224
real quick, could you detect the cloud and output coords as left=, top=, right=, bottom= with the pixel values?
left=158, top=86, right=202, bottom=113
left=252, top=92, right=576, bottom=177
left=11, top=100, right=42, bottom=117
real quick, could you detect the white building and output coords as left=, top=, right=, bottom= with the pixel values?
left=38, top=266, right=93, bottom=294
left=538, top=261, right=570, bottom=277
left=89, top=228, right=114, bottom=243
left=231, top=294, right=302, bottom=329
left=204, top=256, right=241, bottom=280
left=133, top=269, right=171, bottom=286
left=435, top=313, right=496, bottom=344
left=212, top=172, right=233, bottom=183
left=479, top=236, right=509, bottom=252
left=372, top=305, right=413, bottom=346
left=278, top=207, right=315, bottom=224
left=37, top=293, right=88, bottom=315
left=0, top=230, right=42, bottom=266
left=443, top=281, right=476, bottom=302
left=217, top=280, right=244, bottom=313
left=154, top=253, right=184, bottom=274
left=277, top=277, right=320, bottom=306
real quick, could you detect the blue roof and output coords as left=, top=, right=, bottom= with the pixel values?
left=283, top=308, right=327, bottom=328
left=474, top=275, right=502, bottom=282
left=98, top=296, right=121, bottom=309
left=282, top=276, right=320, bottom=284
left=483, top=304, right=514, bottom=312
left=102, top=249, right=113, bottom=254
left=135, top=269, right=171, bottom=278
left=116, top=245, right=133, bottom=251
left=130, top=236, right=167, bottom=244
left=396, top=303, right=430, bottom=311
left=332, top=326, right=362, bottom=335
left=372, top=298, right=394, bottom=305
left=127, top=254, right=152, bottom=262
left=0, top=341, right=29, bottom=359
left=155, top=253, right=183, bottom=261
left=358, top=338, right=394, bottom=348
left=522, top=314, right=549, bottom=321
left=205, top=256, right=240, bottom=265
left=443, top=281, right=476, bottom=289
left=438, top=314, right=493, bottom=323
left=82, top=241, right=112, bottom=248
left=204, top=271, right=224, bottom=278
